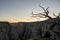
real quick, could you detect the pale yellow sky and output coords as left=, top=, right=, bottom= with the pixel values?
left=0, top=18, right=47, bottom=23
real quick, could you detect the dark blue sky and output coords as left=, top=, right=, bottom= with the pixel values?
left=0, top=0, right=60, bottom=19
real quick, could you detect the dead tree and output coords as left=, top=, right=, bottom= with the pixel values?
left=38, top=5, right=60, bottom=40
left=31, top=4, right=60, bottom=40
left=39, top=5, right=53, bottom=20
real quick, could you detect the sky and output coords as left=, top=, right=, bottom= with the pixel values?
left=0, top=0, right=60, bottom=22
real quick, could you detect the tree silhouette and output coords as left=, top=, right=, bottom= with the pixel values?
left=35, top=5, right=60, bottom=40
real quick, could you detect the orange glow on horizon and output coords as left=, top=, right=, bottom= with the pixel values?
left=0, top=18, right=47, bottom=23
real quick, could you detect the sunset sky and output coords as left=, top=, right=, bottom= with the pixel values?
left=0, top=0, right=60, bottom=22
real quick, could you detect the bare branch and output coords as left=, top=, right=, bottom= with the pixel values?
left=39, top=5, right=52, bottom=20
left=46, top=7, right=49, bottom=10
left=58, top=13, right=60, bottom=16
left=45, top=7, right=49, bottom=16
left=39, top=4, right=46, bottom=12
left=53, top=13, right=57, bottom=17
left=39, top=13, right=53, bottom=20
